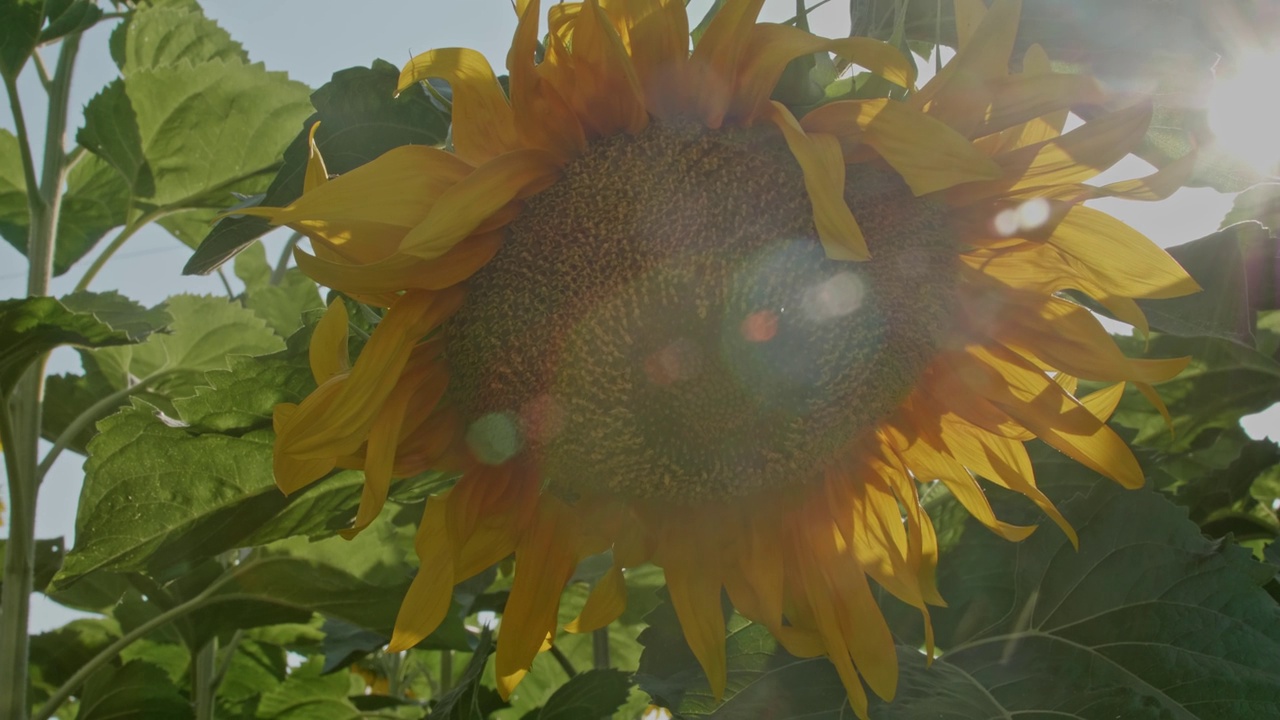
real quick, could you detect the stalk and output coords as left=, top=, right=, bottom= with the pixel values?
left=0, top=33, right=83, bottom=720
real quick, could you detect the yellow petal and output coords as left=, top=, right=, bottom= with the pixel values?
left=566, top=562, right=627, bottom=633
left=280, top=289, right=464, bottom=458
left=948, top=103, right=1154, bottom=205
left=610, top=0, right=689, bottom=118
left=963, top=344, right=1146, bottom=489
left=235, top=145, right=474, bottom=264
left=1080, top=382, right=1126, bottom=422
left=309, top=300, right=351, bottom=385
left=398, top=48, right=518, bottom=165
left=296, top=231, right=501, bottom=296
left=1047, top=205, right=1200, bottom=300
left=565, top=0, right=649, bottom=136
left=340, top=359, right=441, bottom=539
left=688, top=0, right=767, bottom=127
left=912, top=0, right=1021, bottom=134
left=272, top=402, right=337, bottom=495
left=897, top=437, right=1036, bottom=542
left=801, top=98, right=1003, bottom=195
left=390, top=496, right=454, bottom=651
left=506, top=0, right=587, bottom=159
left=659, top=522, right=727, bottom=700
left=766, top=102, right=869, bottom=261
left=978, top=72, right=1105, bottom=141
left=495, top=500, right=581, bottom=699
left=303, top=122, right=328, bottom=193
left=398, top=149, right=561, bottom=260
left=727, top=26, right=914, bottom=123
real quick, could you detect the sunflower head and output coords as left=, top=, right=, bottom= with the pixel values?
left=242, top=0, right=1198, bottom=716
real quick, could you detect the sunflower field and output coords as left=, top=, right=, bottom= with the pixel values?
left=3, top=0, right=1280, bottom=718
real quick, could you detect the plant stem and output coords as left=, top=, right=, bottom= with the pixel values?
left=193, top=638, right=217, bottom=720
left=73, top=215, right=156, bottom=292
left=0, top=33, right=82, bottom=720
left=592, top=628, right=610, bottom=670
left=548, top=644, right=578, bottom=679
left=439, top=650, right=454, bottom=695
left=269, top=232, right=302, bottom=286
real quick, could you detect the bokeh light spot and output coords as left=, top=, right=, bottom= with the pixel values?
left=741, top=310, right=779, bottom=342
left=802, top=272, right=865, bottom=322
left=465, top=412, right=522, bottom=465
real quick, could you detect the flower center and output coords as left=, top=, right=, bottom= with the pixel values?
left=445, top=121, right=956, bottom=502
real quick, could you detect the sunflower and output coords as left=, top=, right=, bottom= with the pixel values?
left=243, top=0, right=1199, bottom=715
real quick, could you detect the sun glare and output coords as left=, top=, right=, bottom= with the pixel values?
left=1209, top=49, right=1280, bottom=175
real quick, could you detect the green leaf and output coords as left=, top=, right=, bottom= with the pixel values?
left=213, top=640, right=292, bottom=720
left=77, top=59, right=310, bottom=209
left=28, top=617, right=120, bottom=704
left=1133, top=222, right=1278, bottom=345
left=536, top=669, right=632, bottom=720
left=38, top=0, right=102, bottom=44
left=89, top=294, right=284, bottom=410
left=0, top=0, right=43, bottom=80
left=255, top=656, right=361, bottom=720
left=1113, top=333, right=1280, bottom=453
left=78, top=660, right=193, bottom=720
left=0, top=129, right=27, bottom=243
left=186, top=59, right=449, bottom=275
left=52, top=403, right=281, bottom=585
left=234, top=241, right=323, bottom=338
left=168, top=317, right=315, bottom=433
left=202, top=507, right=417, bottom=638
left=0, top=293, right=164, bottom=394
left=108, top=0, right=248, bottom=72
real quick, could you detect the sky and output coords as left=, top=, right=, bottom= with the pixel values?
left=0, top=0, right=1270, bottom=632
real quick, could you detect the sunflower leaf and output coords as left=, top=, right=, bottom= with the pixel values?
left=1131, top=221, right=1278, bottom=346
left=0, top=293, right=165, bottom=395
left=0, top=0, right=43, bottom=80
left=535, top=669, right=632, bottom=720
left=77, top=660, right=192, bottom=720
left=1112, top=332, right=1280, bottom=453
left=254, top=657, right=362, bottom=720
left=185, top=59, right=449, bottom=275
left=233, top=241, right=324, bottom=338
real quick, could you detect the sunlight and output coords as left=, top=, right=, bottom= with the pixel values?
left=1209, top=49, right=1280, bottom=175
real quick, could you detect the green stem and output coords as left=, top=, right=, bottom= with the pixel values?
left=210, top=630, right=244, bottom=695
left=32, top=583, right=226, bottom=720
left=548, top=644, right=578, bottom=679
left=592, top=628, right=610, bottom=670
left=0, top=32, right=82, bottom=720
left=36, top=371, right=174, bottom=481
left=270, top=232, right=302, bottom=286
left=193, top=638, right=217, bottom=720
left=73, top=213, right=157, bottom=292
left=439, top=650, right=454, bottom=695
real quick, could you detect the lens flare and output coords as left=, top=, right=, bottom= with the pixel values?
left=1210, top=49, right=1280, bottom=175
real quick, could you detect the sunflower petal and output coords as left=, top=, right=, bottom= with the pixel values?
left=398, top=149, right=561, bottom=260
left=1047, top=205, right=1200, bottom=299
left=398, top=48, right=518, bottom=164
left=767, top=102, right=868, bottom=261
left=949, top=103, right=1154, bottom=204
left=279, top=290, right=464, bottom=458
left=309, top=299, right=351, bottom=384
left=303, top=122, right=328, bottom=192
left=660, top=522, right=728, bottom=700
left=390, top=496, right=456, bottom=651
left=801, top=98, right=1003, bottom=195
left=495, top=500, right=581, bottom=699
left=566, top=562, right=628, bottom=633
left=688, top=0, right=767, bottom=127
left=612, top=0, right=690, bottom=117
left=507, top=0, right=587, bottom=159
